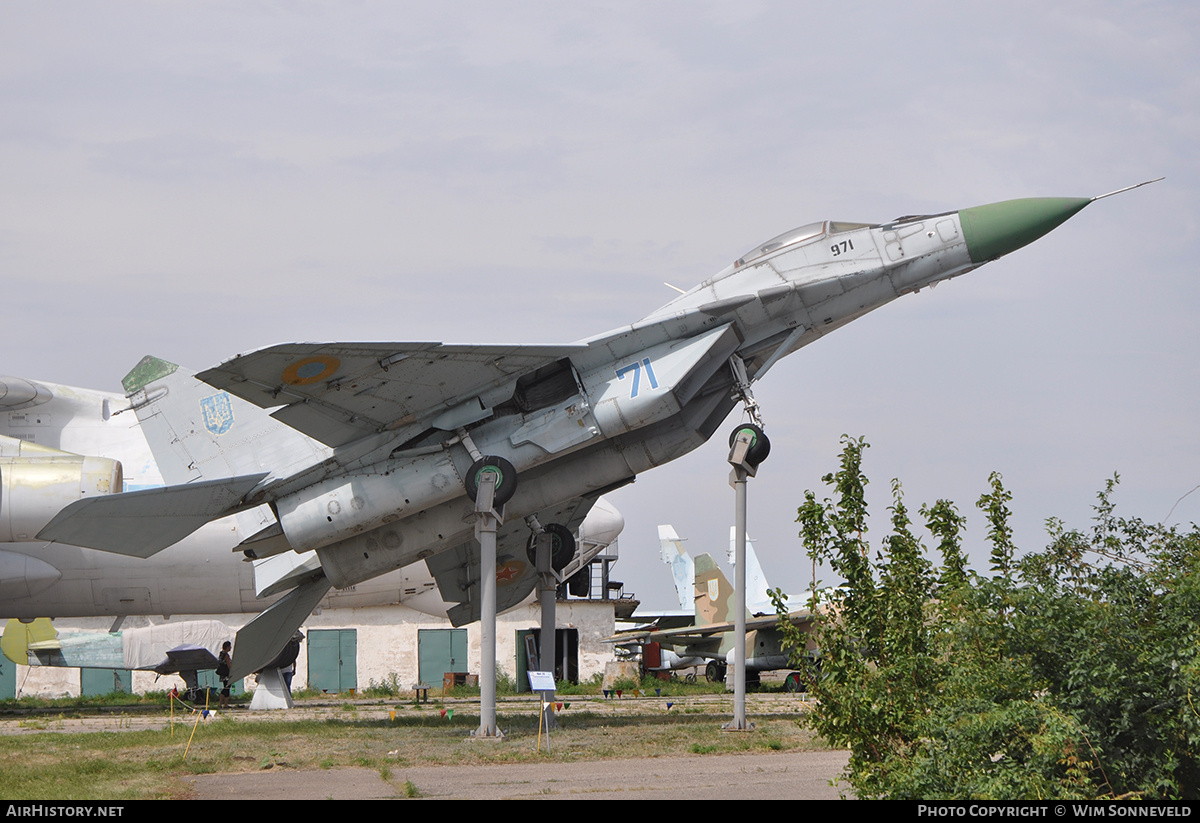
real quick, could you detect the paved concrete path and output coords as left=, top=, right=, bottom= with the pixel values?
left=187, top=749, right=851, bottom=800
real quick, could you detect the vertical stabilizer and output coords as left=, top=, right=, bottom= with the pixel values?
left=658, top=525, right=695, bottom=612
left=122, top=355, right=330, bottom=486
left=2, top=617, right=57, bottom=665
left=728, top=527, right=773, bottom=614
left=229, top=574, right=331, bottom=682
left=693, top=553, right=748, bottom=627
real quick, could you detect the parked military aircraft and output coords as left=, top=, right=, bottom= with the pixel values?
left=0, top=379, right=622, bottom=623
left=2, top=617, right=237, bottom=698
left=625, top=525, right=704, bottom=676
left=629, top=525, right=814, bottom=679
left=36, top=183, right=1157, bottom=680
left=613, top=551, right=816, bottom=684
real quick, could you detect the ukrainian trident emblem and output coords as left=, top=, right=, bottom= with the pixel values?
left=200, top=393, right=235, bottom=436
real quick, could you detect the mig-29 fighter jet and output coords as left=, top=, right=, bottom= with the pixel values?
left=38, top=182, right=1159, bottom=680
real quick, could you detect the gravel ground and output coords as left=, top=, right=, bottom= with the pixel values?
left=186, top=749, right=852, bottom=800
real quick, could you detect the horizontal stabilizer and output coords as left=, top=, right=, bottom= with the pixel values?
left=229, top=573, right=330, bottom=682
left=36, top=473, right=268, bottom=557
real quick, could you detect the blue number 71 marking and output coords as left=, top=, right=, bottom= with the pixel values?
left=616, top=358, right=659, bottom=399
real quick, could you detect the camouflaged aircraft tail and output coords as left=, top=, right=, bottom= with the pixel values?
left=692, top=552, right=746, bottom=627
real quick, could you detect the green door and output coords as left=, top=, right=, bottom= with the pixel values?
left=418, top=629, right=467, bottom=686
left=307, top=629, right=357, bottom=693
left=80, top=668, right=131, bottom=696
left=0, top=652, right=13, bottom=699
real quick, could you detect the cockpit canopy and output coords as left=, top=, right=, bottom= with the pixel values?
left=733, top=220, right=875, bottom=268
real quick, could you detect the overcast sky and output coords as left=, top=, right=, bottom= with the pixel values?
left=2, top=1, right=1197, bottom=610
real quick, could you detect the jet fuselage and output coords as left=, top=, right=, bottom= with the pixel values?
left=307, top=201, right=1048, bottom=589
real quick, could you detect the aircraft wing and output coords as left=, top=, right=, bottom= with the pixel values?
left=609, top=610, right=814, bottom=646
left=196, top=342, right=587, bottom=448
left=607, top=625, right=725, bottom=661
left=617, top=611, right=695, bottom=632
left=426, top=495, right=599, bottom=628
left=153, top=646, right=220, bottom=675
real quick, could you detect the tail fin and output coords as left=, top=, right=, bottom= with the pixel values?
left=728, top=527, right=773, bottom=614
left=229, top=574, right=331, bottom=682
left=693, top=553, right=745, bottom=627
left=122, top=356, right=329, bottom=486
left=1, top=617, right=57, bottom=666
left=658, top=525, right=695, bottom=612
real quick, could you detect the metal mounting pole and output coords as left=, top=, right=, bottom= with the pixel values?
left=535, top=530, right=558, bottom=730
left=473, top=472, right=504, bottom=739
left=725, top=429, right=758, bottom=732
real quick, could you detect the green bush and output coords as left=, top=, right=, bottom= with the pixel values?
left=777, top=436, right=1200, bottom=800
left=363, top=672, right=403, bottom=698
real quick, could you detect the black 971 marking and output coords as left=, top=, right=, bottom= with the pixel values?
left=830, top=238, right=854, bottom=256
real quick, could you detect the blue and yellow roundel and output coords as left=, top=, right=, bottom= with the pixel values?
left=281, top=355, right=341, bottom=386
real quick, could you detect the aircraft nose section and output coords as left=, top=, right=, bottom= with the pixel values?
left=959, top=196, right=1091, bottom=264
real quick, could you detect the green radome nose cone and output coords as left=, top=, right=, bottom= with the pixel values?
left=959, top=196, right=1091, bottom=263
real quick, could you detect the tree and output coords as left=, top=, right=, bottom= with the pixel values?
left=779, top=437, right=1200, bottom=799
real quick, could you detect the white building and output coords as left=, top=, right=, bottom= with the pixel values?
left=1, top=599, right=619, bottom=699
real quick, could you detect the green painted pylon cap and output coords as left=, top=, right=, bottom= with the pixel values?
left=959, top=196, right=1091, bottom=264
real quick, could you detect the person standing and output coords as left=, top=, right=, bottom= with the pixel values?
left=216, top=641, right=233, bottom=708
